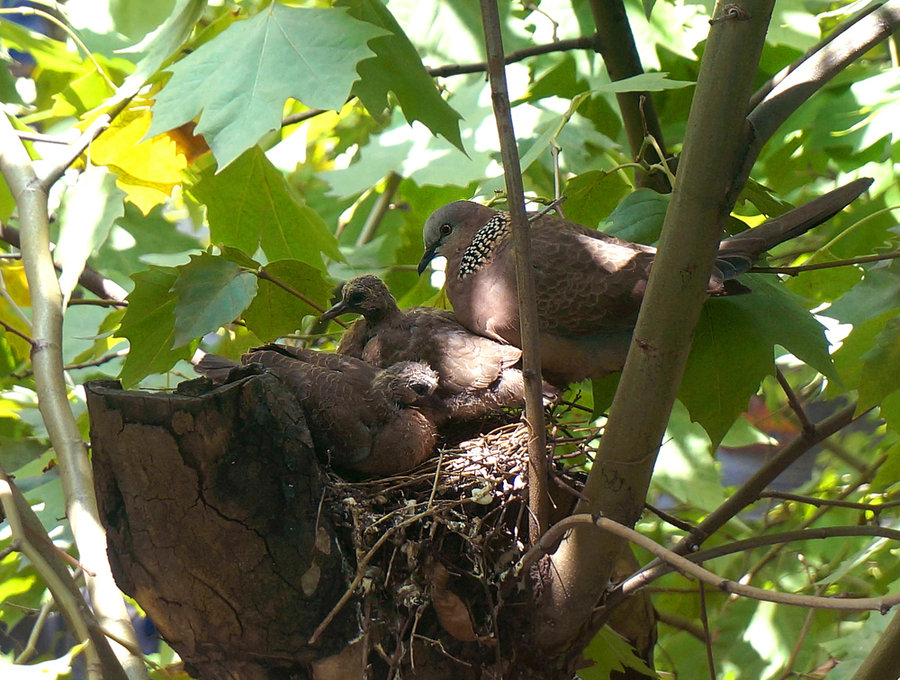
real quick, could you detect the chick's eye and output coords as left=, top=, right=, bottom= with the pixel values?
left=439, top=223, right=452, bottom=236
left=347, top=292, right=364, bottom=305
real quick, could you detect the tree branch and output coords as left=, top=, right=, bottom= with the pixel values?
left=751, top=250, right=900, bottom=275
left=729, top=0, right=900, bottom=203
left=0, top=114, right=147, bottom=680
left=0, top=222, right=129, bottom=302
left=479, top=0, right=549, bottom=543
left=0, top=466, right=129, bottom=680
left=586, top=0, right=671, bottom=192
left=523, top=513, right=900, bottom=612
left=532, top=0, right=776, bottom=650
left=427, top=34, right=602, bottom=78
left=850, top=608, right=900, bottom=680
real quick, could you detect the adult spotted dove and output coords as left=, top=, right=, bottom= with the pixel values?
left=321, top=275, right=555, bottom=421
left=417, top=178, right=872, bottom=385
left=195, top=344, right=439, bottom=476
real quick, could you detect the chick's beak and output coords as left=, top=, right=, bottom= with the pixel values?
left=320, top=300, right=348, bottom=322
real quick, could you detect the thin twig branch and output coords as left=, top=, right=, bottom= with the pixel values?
left=520, top=513, right=900, bottom=612
left=0, top=318, right=34, bottom=345
left=427, top=34, right=601, bottom=78
left=254, top=267, right=347, bottom=329
left=480, top=0, right=549, bottom=543
left=751, top=250, right=900, bottom=275
left=758, top=490, right=897, bottom=512
left=775, top=367, right=814, bottom=434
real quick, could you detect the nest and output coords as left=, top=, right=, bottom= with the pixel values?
left=321, top=411, right=600, bottom=677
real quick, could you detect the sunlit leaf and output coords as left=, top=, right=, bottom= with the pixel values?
left=149, top=3, right=386, bottom=168
left=90, top=104, right=207, bottom=214
left=562, top=172, right=635, bottom=230
left=55, top=164, right=125, bottom=305
left=116, top=266, right=195, bottom=386
left=172, top=252, right=257, bottom=347
left=338, top=0, right=464, bottom=151
left=193, top=147, right=342, bottom=266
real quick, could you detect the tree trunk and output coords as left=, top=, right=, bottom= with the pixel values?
left=86, top=375, right=653, bottom=679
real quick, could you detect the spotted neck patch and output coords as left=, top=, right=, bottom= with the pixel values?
left=457, top=211, right=511, bottom=279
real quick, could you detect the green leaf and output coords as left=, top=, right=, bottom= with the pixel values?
left=680, top=276, right=836, bottom=444
left=337, top=0, right=464, bottom=152
left=578, top=626, right=656, bottom=679
left=858, top=315, right=900, bottom=411
left=679, top=299, right=773, bottom=447
left=193, top=147, right=343, bottom=266
left=55, top=164, right=125, bottom=305
left=592, top=72, right=695, bottom=94
left=149, top=3, right=386, bottom=168
left=602, top=189, right=670, bottom=243
left=563, top=170, right=632, bottom=229
left=827, top=261, right=900, bottom=325
left=733, top=275, right=836, bottom=380
left=115, top=0, right=207, bottom=100
left=527, top=54, right=590, bottom=102
left=243, top=260, right=334, bottom=341
left=172, top=252, right=258, bottom=347
left=116, top=266, right=194, bottom=386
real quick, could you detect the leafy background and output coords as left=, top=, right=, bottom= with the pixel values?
left=0, top=0, right=898, bottom=678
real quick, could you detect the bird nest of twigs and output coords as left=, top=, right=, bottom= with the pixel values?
left=320, top=411, right=597, bottom=675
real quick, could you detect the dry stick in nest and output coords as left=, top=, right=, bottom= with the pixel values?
left=311, top=420, right=592, bottom=646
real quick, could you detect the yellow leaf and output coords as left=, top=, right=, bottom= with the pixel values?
left=90, top=105, right=208, bottom=214
left=1, top=262, right=30, bottom=305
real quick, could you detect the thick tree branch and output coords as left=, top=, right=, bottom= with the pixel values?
left=586, top=0, right=671, bottom=192
left=0, top=114, right=147, bottom=680
left=729, top=0, right=900, bottom=202
left=850, top=608, right=900, bottom=680
left=532, top=0, right=776, bottom=650
left=480, top=0, right=549, bottom=542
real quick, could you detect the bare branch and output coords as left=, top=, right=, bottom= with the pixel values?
left=523, top=513, right=900, bottom=612
left=479, top=0, right=549, bottom=543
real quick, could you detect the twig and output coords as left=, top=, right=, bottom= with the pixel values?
left=644, top=501, right=695, bottom=533
left=309, top=504, right=458, bottom=644
left=0, top=224, right=129, bottom=303
left=758, top=491, right=895, bottom=512
left=427, top=34, right=602, bottom=78
left=14, top=599, right=52, bottom=664
left=676, top=402, right=860, bottom=554
left=356, top=172, right=402, bottom=247
left=67, top=298, right=129, bottom=307
left=0, top=318, right=34, bottom=345
left=519, top=513, right=900, bottom=612
left=254, top=267, right=347, bottom=329
left=479, top=0, right=549, bottom=543
left=656, top=610, right=706, bottom=641
left=775, top=368, right=814, bottom=434
left=0, top=6, right=115, bottom=89
left=698, top=580, right=716, bottom=680
left=751, top=250, right=900, bottom=275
